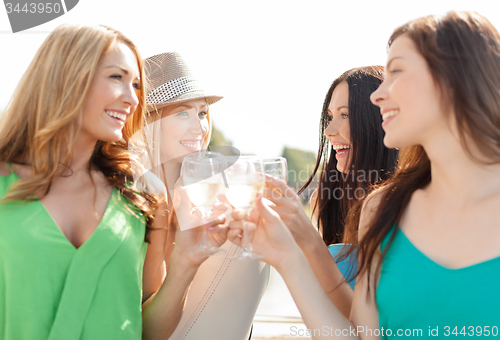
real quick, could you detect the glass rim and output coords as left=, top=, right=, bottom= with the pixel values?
left=262, top=156, right=287, bottom=163
left=224, top=155, right=262, bottom=162
left=182, top=150, right=226, bottom=162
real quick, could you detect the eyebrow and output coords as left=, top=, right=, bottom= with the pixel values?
left=386, top=56, right=404, bottom=69
left=176, top=105, right=208, bottom=110
left=105, top=65, right=129, bottom=74
left=105, top=65, right=140, bottom=80
left=336, top=105, right=348, bottom=110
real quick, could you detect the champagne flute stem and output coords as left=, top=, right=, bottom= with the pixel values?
left=198, top=207, right=212, bottom=249
left=241, top=223, right=253, bottom=255
left=239, top=207, right=255, bottom=256
left=200, top=227, right=211, bottom=249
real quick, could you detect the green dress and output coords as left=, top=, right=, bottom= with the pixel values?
left=0, top=163, right=147, bottom=340
left=377, top=227, right=500, bottom=339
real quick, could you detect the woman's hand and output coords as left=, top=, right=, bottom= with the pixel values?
left=227, top=193, right=301, bottom=269
left=171, top=187, right=229, bottom=267
left=262, top=175, right=321, bottom=250
left=261, top=176, right=355, bottom=318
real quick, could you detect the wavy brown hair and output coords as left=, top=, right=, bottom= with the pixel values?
left=299, top=66, right=398, bottom=245
left=0, top=24, right=158, bottom=235
left=351, top=11, right=500, bottom=295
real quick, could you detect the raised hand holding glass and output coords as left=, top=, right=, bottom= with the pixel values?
left=180, top=151, right=227, bottom=255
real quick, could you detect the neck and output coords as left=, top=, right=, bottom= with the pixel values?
left=422, top=131, right=500, bottom=204
left=161, top=160, right=182, bottom=194
left=63, top=134, right=99, bottom=177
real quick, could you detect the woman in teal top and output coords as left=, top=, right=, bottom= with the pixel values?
left=0, top=24, right=226, bottom=340
left=225, top=11, right=500, bottom=339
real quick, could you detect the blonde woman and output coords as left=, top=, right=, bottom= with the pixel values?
left=143, top=52, right=269, bottom=340
left=0, top=25, right=218, bottom=340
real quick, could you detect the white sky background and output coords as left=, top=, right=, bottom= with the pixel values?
left=1, top=0, right=500, bottom=157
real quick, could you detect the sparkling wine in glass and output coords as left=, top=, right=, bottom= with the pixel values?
left=224, top=155, right=265, bottom=260
left=181, top=151, right=226, bottom=255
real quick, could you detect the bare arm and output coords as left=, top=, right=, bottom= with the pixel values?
left=277, top=250, right=357, bottom=339
left=263, top=176, right=353, bottom=317
left=141, top=187, right=228, bottom=339
left=142, top=246, right=199, bottom=340
left=227, top=199, right=354, bottom=339
left=142, top=198, right=169, bottom=302
left=350, top=189, right=388, bottom=340
left=227, top=192, right=385, bottom=340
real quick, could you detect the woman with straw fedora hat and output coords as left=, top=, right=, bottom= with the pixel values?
left=142, top=52, right=270, bottom=340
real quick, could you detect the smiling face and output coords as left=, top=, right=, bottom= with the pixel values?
left=79, top=42, right=140, bottom=144
left=159, top=98, right=210, bottom=164
left=324, top=81, right=351, bottom=173
left=370, top=35, right=449, bottom=149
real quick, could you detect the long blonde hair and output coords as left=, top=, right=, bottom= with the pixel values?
left=0, top=24, right=155, bottom=225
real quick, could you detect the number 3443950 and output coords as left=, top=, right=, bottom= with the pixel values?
left=5, top=2, right=62, bottom=14
left=444, top=326, right=499, bottom=337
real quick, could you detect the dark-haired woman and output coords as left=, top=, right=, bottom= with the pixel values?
left=228, top=11, right=500, bottom=338
left=263, top=66, right=398, bottom=316
left=307, top=66, right=398, bottom=246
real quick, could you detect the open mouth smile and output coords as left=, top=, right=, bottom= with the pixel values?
left=105, top=110, right=127, bottom=124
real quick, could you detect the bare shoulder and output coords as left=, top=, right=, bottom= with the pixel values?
left=358, top=185, right=391, bottom=240
left=362, top=185, right=390, bottom=212
left=0, top=161, right=11, bottom=176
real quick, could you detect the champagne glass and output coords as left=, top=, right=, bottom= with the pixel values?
left=224, top=155, right=265, bottom=260
left=262, top=157, right=288, bottom=206
left=181, top=151, right=227, bottom=255
left=262, top=157, right=288, bottom=182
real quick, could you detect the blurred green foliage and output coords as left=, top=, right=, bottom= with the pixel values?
left=281, top=146, right=317, bottom=190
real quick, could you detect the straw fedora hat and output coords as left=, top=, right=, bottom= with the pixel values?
left=144, top=52, right=223, bottom=112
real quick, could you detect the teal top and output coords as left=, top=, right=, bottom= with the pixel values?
left=0, top=163, right=147, bottom=340
left=377, top=227, right=500, bottom=339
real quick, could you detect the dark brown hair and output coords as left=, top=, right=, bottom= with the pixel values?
left=299, top=66, right=398, bottom=245
left=353, top=11, right=500, bottom=294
